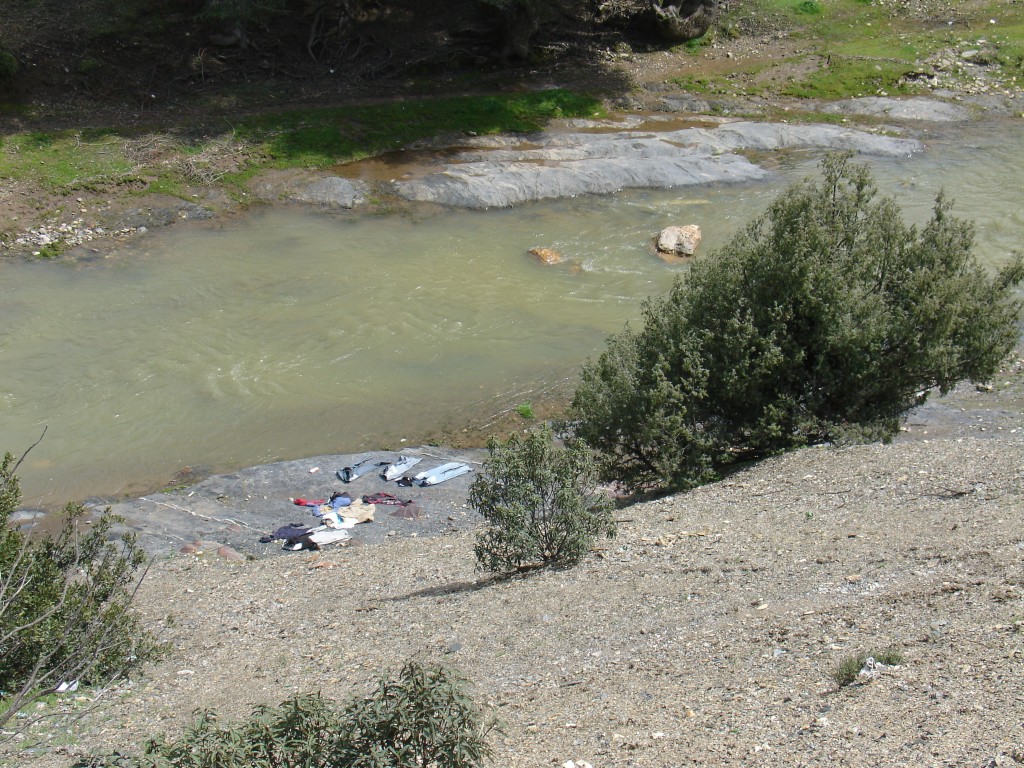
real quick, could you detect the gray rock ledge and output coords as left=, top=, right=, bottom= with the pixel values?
left=394, top=121, right=922, bottom=209
left=821, top=96, right=972, bottom=122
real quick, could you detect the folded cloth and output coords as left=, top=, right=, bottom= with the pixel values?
left=307, top=528, right=351, bottom=546
left=271, top=523, right=311, bottom=540
left=341, top=499, right=375, bottom=524
left=362, top=492, right=410, bottom=506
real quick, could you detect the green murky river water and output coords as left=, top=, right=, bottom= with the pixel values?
left=3, top=120, right=1022, bottom=507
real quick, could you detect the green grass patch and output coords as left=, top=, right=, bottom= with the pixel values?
left=34, top=241, right=68, bottom=259
left=1, top=89, right=602, bottom=204
left=733, top=0, right=1024, bottom=100
left=234, top=89, right=604, bottom=170
left=795, top=0, right=823, bottom=15
left=670, top=62, right=772, bottom=98
left=780, top=56, right=917, bottom=99
left=678, top=34, right=713, bottom=55
left=0, top=130, right=135, bottom=191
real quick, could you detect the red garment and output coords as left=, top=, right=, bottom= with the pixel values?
left=293, top=497, right=326, bottom=507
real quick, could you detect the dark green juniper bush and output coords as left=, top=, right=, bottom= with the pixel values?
left=569, top=154, right=1024, bottom=493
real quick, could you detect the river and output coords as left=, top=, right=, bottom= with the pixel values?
left=2, top=118, right=1022, bottom=508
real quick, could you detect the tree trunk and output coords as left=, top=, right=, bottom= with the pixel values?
left=650, top=0, right=716, bottom=42
left=500, top=0, right=540, bottom=61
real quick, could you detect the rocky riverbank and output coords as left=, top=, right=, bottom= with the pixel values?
left=5, top=91, right=1019, bottom=262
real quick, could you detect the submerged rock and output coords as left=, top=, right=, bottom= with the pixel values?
left=250, top=171, right=367, bottom=208
left=529, top=247, right=562, bottom=264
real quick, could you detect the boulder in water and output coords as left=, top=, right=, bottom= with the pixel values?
left=656, top=225, right=702, bottom=256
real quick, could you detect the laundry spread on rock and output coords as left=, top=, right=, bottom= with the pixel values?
left=260, top=453, right=473, bottom=552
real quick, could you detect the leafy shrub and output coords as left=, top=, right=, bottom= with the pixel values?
left=94, top=661, right=494, bottom=768
left=569, top=154, right=1024, bottom=493
left=339, top=661, right=494, bottom=768
left=470, top=424, right=615, bottom=574
left=0, top=450, right=164, bottom=731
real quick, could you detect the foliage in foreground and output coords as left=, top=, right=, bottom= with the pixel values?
left=470, top=424, right=615, bottom=574
left=94, top=661, right=494, bottom=768
left=0, top=451, right=164, bottom=732
left=569, top=154, right=1024, bottom=493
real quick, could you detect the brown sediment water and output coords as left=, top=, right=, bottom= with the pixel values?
left=2, top=119, right=1022, bottom=509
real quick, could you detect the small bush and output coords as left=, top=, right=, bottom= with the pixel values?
left=470, top=424, right=615, bottom=574
left=0, top=49, right=18, bottom=80
left=569, top=154, right=1024, bottom=493
left=832, top=648, right=904, bottom=688
left=515, top=401, right=535, bottom=420
left=796, top=0, right=823, bottom=15
left=339, top=661, right=495, bottom=768
left=94, top=661, right=494, bottom=768
left=832, top=655, right=864, bottom=688
left=0, top=450, right=164, bottom=732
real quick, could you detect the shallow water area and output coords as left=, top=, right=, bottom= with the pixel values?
left=2, top=117, right=1023, bottom=508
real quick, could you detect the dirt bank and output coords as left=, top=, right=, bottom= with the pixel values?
left=7, top=368, right=1023, bottom=767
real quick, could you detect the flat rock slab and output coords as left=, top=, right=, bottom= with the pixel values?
left=290, top=176, right=367, bottom=208
left=92, top=446, right=486, bottom=559
left=394, top=121, right=922, bottom=208
left=250, top=170, right=368, bottom=208
left=821, top=96, right=972, bottom=122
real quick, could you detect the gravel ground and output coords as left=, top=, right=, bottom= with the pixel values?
left=5, top=364, right=1023, bottom=768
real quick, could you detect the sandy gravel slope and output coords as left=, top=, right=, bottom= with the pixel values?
left=11, top=423, right=1024, bottom=768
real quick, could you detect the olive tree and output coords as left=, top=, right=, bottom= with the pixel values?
left=569, top=153, right=1024, bottom=493
left=1, top=442, right=164, bottom=733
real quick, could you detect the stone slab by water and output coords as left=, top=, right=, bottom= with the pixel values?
left=394, top=121, right=923, bottom=208
left=820, top=97, right=973, bottom=122
left=94, top=446, right=487, bottom=559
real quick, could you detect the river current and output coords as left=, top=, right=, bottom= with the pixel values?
left=2, top=119, right=1022, bottom=508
